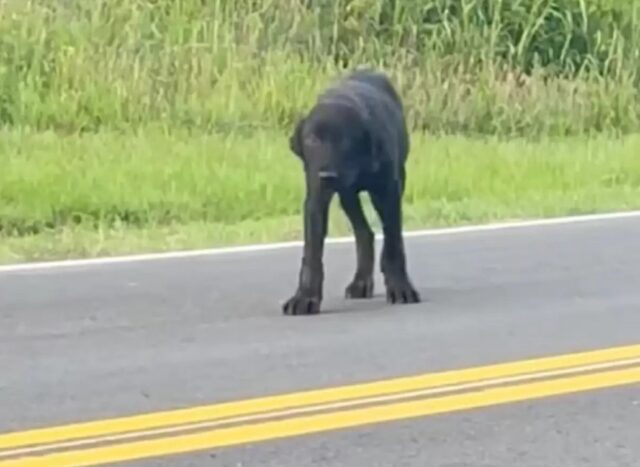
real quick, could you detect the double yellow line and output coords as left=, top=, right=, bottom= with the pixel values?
left=2, top=344, right=640, bottom=466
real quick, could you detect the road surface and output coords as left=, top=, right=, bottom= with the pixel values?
left=1, top=213, right=639, bottom=466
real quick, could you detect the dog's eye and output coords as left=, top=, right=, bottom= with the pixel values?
left=332, top=133, right=346, bottom=147
left=305, top=134, right=320, bottom=146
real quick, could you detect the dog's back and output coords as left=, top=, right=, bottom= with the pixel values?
left=343, top=69, right=404, bottom=108
left=318, top=69, right=409, bottom=163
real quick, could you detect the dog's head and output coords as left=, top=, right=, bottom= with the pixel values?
left=289, top=100, right=382, bottom=187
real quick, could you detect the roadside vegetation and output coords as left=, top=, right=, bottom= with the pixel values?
left=1, top=0, right=639, bottom=263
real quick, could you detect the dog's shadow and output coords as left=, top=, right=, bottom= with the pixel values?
left=319, top=289, right=429, bottom=315
left=317, top=284, right=503, bottom=315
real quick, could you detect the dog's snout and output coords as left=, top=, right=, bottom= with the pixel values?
left=318, top=170, right=338, bottom=179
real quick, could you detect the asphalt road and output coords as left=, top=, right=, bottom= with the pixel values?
left=1, top=213, right=640, bottom=466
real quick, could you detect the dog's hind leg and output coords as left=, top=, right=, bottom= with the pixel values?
left=339, top=191, right=375, bottom=299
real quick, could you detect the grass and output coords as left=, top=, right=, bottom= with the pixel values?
left=0, top=0, right=638, bottom=136
left=2, top=129, right=639, bottom=264
left=1, top=1, right=639, bottom=264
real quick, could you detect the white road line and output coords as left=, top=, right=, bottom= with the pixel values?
left=1, top=210, right=639, bottom=273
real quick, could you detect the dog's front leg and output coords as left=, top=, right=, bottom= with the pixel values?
left=370, top=183, right=420, bottom=305
left=283, top=180, right=334, bottom=315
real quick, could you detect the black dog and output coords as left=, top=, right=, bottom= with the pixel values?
left=282, top=68, right=420, bottom=315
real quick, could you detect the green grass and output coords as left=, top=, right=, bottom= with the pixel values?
left=2, top=130, right=639, bottom=264
left=1, top=1, right=639, bottom=264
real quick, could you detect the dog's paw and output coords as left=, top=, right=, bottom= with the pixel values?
left=282, top=293, right=321, bottom=316
left=345, top=276, right=374, bottom=299
left=385, top=279, right=420, bottom=304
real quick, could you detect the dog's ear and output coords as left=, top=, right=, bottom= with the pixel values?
left=289, top=116, right=305, bottom=159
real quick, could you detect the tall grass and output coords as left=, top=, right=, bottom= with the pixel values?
left=0, top=0, right=638, bottom=136
left=2, top=0, right=640, bottom=261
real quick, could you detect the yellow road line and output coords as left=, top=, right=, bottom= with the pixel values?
left=3, top=366, right=639, bottom=467
left=3, top=356, right=639, bottom=460
left=1, top=344, right=639, bottom=453
left=3, top=356, right=637, bottom=459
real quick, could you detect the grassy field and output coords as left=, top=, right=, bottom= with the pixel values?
left=2, top=129, right=639, bottom=264
left=1, top=0, right=639, bottom=264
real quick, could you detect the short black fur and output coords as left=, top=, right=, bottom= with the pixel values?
left=282, top=68, right=421, bottom=315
